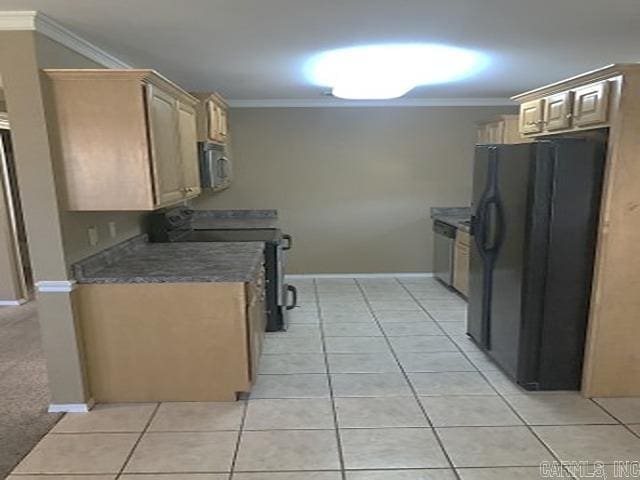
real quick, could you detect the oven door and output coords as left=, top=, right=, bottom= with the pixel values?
left=278, top=233, right=297, bottom=313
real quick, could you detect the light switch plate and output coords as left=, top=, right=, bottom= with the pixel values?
left=88, top=226, right=99, bottom=246
left=108, top=221, right=117, bottom=239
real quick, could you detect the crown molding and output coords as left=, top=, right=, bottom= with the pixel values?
left=0, top=11, right=131, bottom=69
left=227, top=97, right=517, bottom=108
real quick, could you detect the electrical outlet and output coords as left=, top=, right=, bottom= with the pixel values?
left=108, top=221, right=117, bottom=239
left=88, top=226, right=99, bottom=246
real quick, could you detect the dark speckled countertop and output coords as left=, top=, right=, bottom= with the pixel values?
left=430, top=207, right=472, bottom=233
left=73, top=235, right=264, bottom=284
left=191, top=209, right=279, bottom=230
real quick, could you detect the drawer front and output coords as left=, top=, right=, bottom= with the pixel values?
left=519, top=99, right=545, bottom=134
left=545, top=91, right=573, bottom=131
left=573, top=81, right=610, bottom=127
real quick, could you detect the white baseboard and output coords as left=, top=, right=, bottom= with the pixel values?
left=0, top=299, right=27, bottom=306
left=286, top=273, right=434, bottom=279
left=48, top=399, right=95, bottom=413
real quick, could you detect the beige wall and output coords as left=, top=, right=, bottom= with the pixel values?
left=193, top=106, right=515, bottom=274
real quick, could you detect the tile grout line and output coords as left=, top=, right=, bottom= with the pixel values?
left=354, top=278, right=463, bottom=480
left=396, top=279, right=576, bottom=474
left=227, top=393, right=250, bottom=479
left=587, top=399, right=640, bottom=440
left=313, top=278, right=348, bottom=480
left=418, top=286, right=635, bottom=473
left=115, top=402, right=161, bottom=479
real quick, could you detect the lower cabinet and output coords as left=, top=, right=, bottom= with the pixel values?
left=453, top=230, right=470, bottom=297
left=76, top=274, right=266, bottom=402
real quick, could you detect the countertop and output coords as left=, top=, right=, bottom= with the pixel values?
left=430, top=207, right=472, bottom=233
left=73, top=235, right=264, bottom=284
left=192, top=209, right=280, bottom=230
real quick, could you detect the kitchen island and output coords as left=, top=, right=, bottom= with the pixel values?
left=72, top=235, right=266, bottom=403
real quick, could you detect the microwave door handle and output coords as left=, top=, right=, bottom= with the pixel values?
left=220, top=157, right=230, bottom=182
left=205, top=150, right=217, bottom=187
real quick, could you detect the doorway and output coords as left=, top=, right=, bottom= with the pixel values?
left=0, top=98, right=34, bottom=305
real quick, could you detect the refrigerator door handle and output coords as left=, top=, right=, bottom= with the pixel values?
left=473, top=191, right=491, bottom=258
left=483, top=197, right=505, bottom=253
left=473, top=146, right=499, bottom=259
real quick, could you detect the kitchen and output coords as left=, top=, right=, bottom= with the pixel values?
left=1, top=2, right=640, bottom=479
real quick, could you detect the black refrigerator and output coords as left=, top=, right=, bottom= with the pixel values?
left=467, top=139, right=605, bottom=390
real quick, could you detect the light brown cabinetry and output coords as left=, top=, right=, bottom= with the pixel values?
left=516, top=78, right=615, bottom=137
left=177, top=101, right=201, bottom=199
left=512, top=64, right=640, bottom=397
left=573, top=81, right=610, bottom=127
left=477, top=115, right=529, bottom=144
left=453, top=230, right=470, bottom=297
left=519, top=99, right=545, bottom=134
left=76, top=272, right=266, bottom=402
left=193, top=92, right=229, bottom=144
left=544, top=91, right=573, bottom=131
left=44, top=70, right=200, bottom=211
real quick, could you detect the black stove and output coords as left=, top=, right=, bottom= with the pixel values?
left=147, top=207, right=296, bottom=331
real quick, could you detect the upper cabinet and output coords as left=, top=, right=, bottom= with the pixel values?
left=543, top=91, right=573, bottom=131
left=477, top=114, right=530, bottom=144
left=44, top=69, right=200, bottom=211
left=573, top=81, right=610, bottom=127
left=519, top=99, right=545, bottom=134
left=514, top=76, right=616, bottom=137
left=192, top=92, right=229, bottom=145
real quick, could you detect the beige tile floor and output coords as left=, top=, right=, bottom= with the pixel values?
left=9, top=277, right=640, bottom=479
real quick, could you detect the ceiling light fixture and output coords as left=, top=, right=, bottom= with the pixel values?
left=306, top=43, right=487, bottom=100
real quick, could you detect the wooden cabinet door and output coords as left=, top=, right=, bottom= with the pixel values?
left=177, top=101, right=201, bottom=199
left=206, top=100, right=220, bottom=142
left=519, top=99, right=545, bottom=134
left=544, top=91, right=573, bottom=131
left=573, top=81, right=610, bottom=127
left=147, top=85, right=184, bottom=207
left=218, top=108, right=228, bottom=142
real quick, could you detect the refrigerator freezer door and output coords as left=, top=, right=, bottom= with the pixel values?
left=487, top=144, right=536, bottom=379
left=467, top=146, right=492, bottom=348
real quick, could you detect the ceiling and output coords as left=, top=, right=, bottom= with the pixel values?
left=0, top=0, right=639, bottom=103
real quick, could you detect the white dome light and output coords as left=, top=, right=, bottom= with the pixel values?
left=306, top=43, right=487, bottom=100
